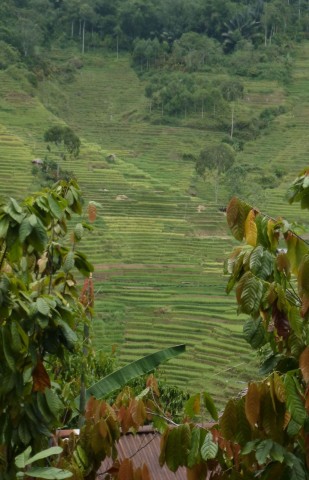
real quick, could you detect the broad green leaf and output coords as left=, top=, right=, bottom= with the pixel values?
left=57, top=319, right=78, bottom=351
left=200, top=431, right=218, bottom=461
left=250, top=246, right=273, bottom=280
left=286, top=233, right=309, bottom=275
left=45, top=389, right=64, bottom=418
left=284, top=374, right=306, bottom=425
left=22, top=467, right=72, bottom=479
left=10, top=197, right=22, bottom=213
left=25, top=447, right=63, bottom=466
left=29, top=214, right=38, bottom=227
left=178, top=423, right=191, bottom=466
left=240, top=274, right=263, bottom=315
left=74, top=223, right=84, bottom=241
left=37, top=298, right=50, bottom=316
left=74, top=251, right=94, bottom=276
left=203, top=392, right=218, bottom=421
left=219, top=399, right=237, bottom=441
left=165, top=427, right=181, bottom=472
left=235, top=398, right=252, bottom=445
left=48, top=195, right=63, bottom=220
left=63, top=251, right=75, bottom=273
left=285, top=453, right=307, bottom=480
left=187, top=427, right=202, bottom=468
left=243, top=317, right=266, bottom=349
left=15, top=446, right=32, bottom=468
left=255, top=439, right=273, bottom=465
left=241, top=440, right=258, bottom=455
left=0, top=215, right=9, bottom=238
left=78, top=344, right=185, bottom=403
left=270, top=442, right=285, bottom=463
left=29, top=218, right=48, bottom=251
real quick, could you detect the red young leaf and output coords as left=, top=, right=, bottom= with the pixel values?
left=272, top=302, right=290, bottom=339
left=32, top=360, right=51, bottom=392
left=87, top=202, right=97, bottom=222
left=300, top=347, right=309, bottom=383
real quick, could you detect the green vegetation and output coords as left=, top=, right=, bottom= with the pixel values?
left=0, top=0, right=308, bottom=411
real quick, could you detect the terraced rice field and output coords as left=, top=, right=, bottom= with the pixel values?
left=0, top=44, right=308, bottom=405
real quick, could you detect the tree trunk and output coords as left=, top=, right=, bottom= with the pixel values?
left=230, top=103, right=234, bottom=139
left=116, top=34, right=119, bottom=60
left=71, top=20, right=74, bottom=38
left=82, top=20, right=85, bottom=54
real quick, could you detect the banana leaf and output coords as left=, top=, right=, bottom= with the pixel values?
left=76, top=344, right=185, bottom=404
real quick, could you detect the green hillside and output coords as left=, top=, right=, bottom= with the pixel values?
left=0, top=42, right=308, bottom=405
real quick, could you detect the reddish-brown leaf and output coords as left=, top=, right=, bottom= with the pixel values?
left=146, top=374, right=160, bottom=397
left=245, top=383, right=260, bottom=428
left=226, top=197, right=250, bottom=242
left=300, top=347, right=309, bottom=383
left=272, top=302, right=290, bottom=339
left=273, top=372, right=286, bottom=403
left=32, top=360, right=51, bottom=392
left=118, top=458, right=134, bottom=480
left=80, top=275, right=94, bottom=308
left=245, top=209, right=257, bottom=247
left=87, top=202, right=97, bottom=222
left=130, top=399, right=146, bottom=427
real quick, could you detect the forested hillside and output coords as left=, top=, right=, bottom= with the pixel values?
left=0, top=0, right=309, bottom=405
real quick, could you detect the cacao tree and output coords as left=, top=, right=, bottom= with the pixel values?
left=0, top=179, right=94, bottom=478
left=157, top=168, right=309, bottom=479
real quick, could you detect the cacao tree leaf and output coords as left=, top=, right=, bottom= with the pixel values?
left=300, top=347, right=309, bottom=383
left=48, top=195, right=63, bottom=220
left=219, top=399, right=237, bottom=442
left=178, top=423, right=191, bottom=466
left=255, top=215, right=270, bottom=249
left=187, top=427, right=202, bottom=468
left=36, top=298, right=50, bottom=316
left=255, top=439, right=273, bottom=465
left=286, top=233, right=309, bottom=275
left=0, top=215, right=9, bottom=238
left=267, top=220, right=280, bottom=252
left=203, top=391, right=218, bottom=421
left=226, top=197, right=251, bottom=241
left=24, top=446, right=63, bottom=466
left=245, top=209, right=257, bottom=247
left=32, top=360, right=51, bottom=393
left=240, top=274, right=263, bottom=315
left=245, top=383, right=260, bottom=428
left=19, top=218, right=32, bottom=243
left=284, top=374, right=306, bottom=425
left=298, top=254, right=309, bottom=317
left=270, top=442, right=285, bottom=463
left=272, top=302, right=290, bottom=339
left=45, top=389, right=64, bottom=418
left=74, top=251, right=94, bottom=276
left=236, top=398, right=252, bottom=445
left=15, top=446, right=32, bottom=468
left=165, top=427, right=181, bottom=472
left=185, top=393, right=201, bottom=418
left=21, top=467, right=72, bottom=479
left=63, top=251, right=75, bottom=273
left=29, top=214, right=37, bottom=227
left=200, top=431, right=218, bottom=461
left=243, top=317, right=266, bottom=349
left=74, top=223, right=84, bottom=241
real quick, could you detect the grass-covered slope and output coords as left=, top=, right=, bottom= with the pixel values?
left=0, top=44, right=308, bottom=405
